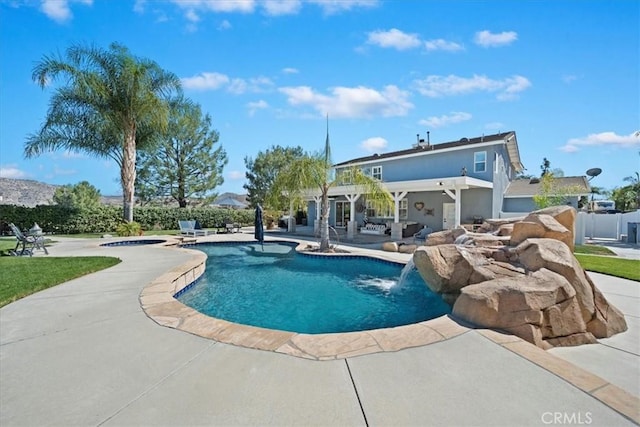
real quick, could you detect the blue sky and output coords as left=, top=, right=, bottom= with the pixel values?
left=1, top=0, right=638, bottom=197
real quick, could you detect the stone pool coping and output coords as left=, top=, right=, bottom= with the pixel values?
left=138, top=236, right=639, bottom=423
left=139, top=238, right=471, bottom=360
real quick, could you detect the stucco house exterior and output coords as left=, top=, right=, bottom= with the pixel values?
left=302, top=131, right=530, bottom=240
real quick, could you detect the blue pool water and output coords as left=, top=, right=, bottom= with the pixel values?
left=177, top=242, right=450, bottom=334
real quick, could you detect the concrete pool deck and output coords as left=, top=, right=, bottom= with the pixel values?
left=1, top=233, right=638, bottom=426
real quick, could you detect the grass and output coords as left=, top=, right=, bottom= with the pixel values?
left=574, top=254, right=640, bottom=282
left=0, top=256, right=121, bottom=308
left=574, top=244, right=617, bottom=256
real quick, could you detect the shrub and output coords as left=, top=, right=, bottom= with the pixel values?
left=0, top=204, right=255, bottom=234
left=116, top=221, right=142, bottom=236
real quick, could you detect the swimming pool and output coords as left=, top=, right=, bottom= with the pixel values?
left=176, top=242, right=450, bottom=334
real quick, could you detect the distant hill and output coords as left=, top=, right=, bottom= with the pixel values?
left=0, top=178, right=245, bottom=208
left=0, top=178, right=121, bottom=207
left=214, top=192, right=248, bottom=205
left=0, top=178, right=57, bottom=207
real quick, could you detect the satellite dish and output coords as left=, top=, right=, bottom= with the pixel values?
left=586, top=168, right=602, bottom=180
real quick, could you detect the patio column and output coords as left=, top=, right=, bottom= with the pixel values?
left=391, top=191, right=407, bottom=240
left=313, top=196, right=321, bottom=234
left=345, top=193, right=361, bottom=239
left=444, top=188, right=461, bottom=228
left=288, top=200, right=296, bottom=232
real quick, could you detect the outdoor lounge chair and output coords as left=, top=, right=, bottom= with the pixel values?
left=8, top=223, right=48, bottom=256
left=413, top=226, right=433, bottom=244
left=178, top=220, right=210, bottom=237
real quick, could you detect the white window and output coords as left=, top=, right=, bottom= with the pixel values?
left=365, top=200, right=376, bottom=218
left=399, top=198, right=408, bottom=220
left=371, top=166, right=382, bottom=180
left=365, top=199, right=393, bottom=218
left=339, top=169, right=352, bottom=184
left=474, top=151, right=487, bottom=173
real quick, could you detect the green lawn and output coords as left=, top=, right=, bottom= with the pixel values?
left=574, top=244, right=617, bottom=256
left=0, top=256, right=121, bottom=307
left=574, top=254, right=640, bottom=282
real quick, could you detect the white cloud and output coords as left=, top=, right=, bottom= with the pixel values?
left=562, top=74, right=578, bottom=84
left=424, top=39, right=464, bottom=52
left=170, top=0, right=256, bottom=13
left=279, top=84, right=413, bottom=118
left=133, top=0, right=146, bottom=13
left=0, top=165, right=27, bottom=179
left=308, top=0, right=379, bottom=15
left=366, top=28, right=421, bottom=50
left=497, top=75, right=531, bottom=101
left=414, top=74, right=531, bottom=100
left=182, top=72, right=274, bottom=93
left=181, top=72, right=230, bottom=90
left=40, top=0, right=92, bottom=23
left=282, top=67, right=299, bottom=74
left=419, top=112, right=472, bottom=129
left=227, top=76, right=274, bottom=94
left=53, top=166, right=77, bottom=176
left=185, top=8, right=200, bottom=22
left=247, top=99, right=269, bottom=116
left=559, top=131, right=640, bottom=153
left=263, top=0, right=302, bottom=15
left=228, top=170, right=245, bottom=180
left=218, top=19, right=232, bottom=30
left=62, top=151, right=85, bottom=159
left=474, top=30, right=518, bottom=47
left=360, top=137, right=388, bottom=152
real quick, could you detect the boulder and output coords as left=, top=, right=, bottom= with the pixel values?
left=398, top=244, right=417, bottom=254
left=452, top=268, right=597, bottom=348
left=412, top=205, right=627, bottom=349
left=533, top=205, right=576, bottom=244
left=425, top=228, right=467, bottom=246
left=381, top=242, right=399, bottom=252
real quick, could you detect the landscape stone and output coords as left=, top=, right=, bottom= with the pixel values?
left=412, top=205, right=627, bottom=349
left=381, top=242, right=398, bottom=252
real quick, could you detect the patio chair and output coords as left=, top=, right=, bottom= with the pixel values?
left=178, top=220, right=210, bottom=237
left=8, top=223, right=48, bottom=256
left=224, top=219, right=241, bottom=233
left=413, top=226, right=433, bottom=244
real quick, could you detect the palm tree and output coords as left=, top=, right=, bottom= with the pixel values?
left=25, top=42, right=181, bottom=222
left=270, top=128, right=392, bottom=252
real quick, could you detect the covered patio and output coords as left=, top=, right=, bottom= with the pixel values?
left=301, top=175, right=494, bottom=240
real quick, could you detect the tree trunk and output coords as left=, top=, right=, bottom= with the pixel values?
left=319, top=184, right=331, bottom=251
left=121, top=128, right=137, bottom=222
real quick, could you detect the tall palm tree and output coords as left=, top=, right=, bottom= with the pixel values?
left=271, top=129, right=392, bottom=252
left=25, top=42, right=181, bottom=222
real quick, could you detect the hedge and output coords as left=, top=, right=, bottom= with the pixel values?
left=0, top=204, right=255, bottom=234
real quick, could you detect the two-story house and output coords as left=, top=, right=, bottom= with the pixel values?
left=304, top=131, right=525, bottom=240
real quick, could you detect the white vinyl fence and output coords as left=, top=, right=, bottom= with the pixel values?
left=499, top=210, right=640, bottom=245
left=577, top=210, right=640, bottom=242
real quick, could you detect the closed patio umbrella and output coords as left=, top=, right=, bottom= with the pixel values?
left=254, top=204, right=264, bottom=249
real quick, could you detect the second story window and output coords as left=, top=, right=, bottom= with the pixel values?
left=339, top=169, right=353, bottom=185
left=371, top=166, right=382, bottom=180
left=474, top=151, right=487, bottom=173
